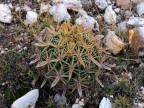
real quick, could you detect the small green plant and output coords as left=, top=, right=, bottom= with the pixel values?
left=114, top=95, right=132, bottom=108
left=34, top=22, right=102, bottom=96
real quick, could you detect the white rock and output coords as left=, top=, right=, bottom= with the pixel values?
left=8, top=3, right=13, bottom=9
left=53, top=0, right=82, bottom=10
left=54, top=93, right=67, bottom=105
left=22, top=4, right=31, bottom=11
left=134, top=102, right=144, bottom=108
left=127, top=16, right=144, bottom=26
left=72, top=104, right=81, bottom=108
left=79, top=101, right=84, bottom=107
left=40, top=3, right=50, bottom=14
left=53, top=0, right=82, bottom=6
left=25, top=11, right=38, bottom=25
left=76, top=13, right=99, bottom=30
left=95, top=0, right=111, bottom=10
left=0, top=4, right=12, bottom=23
left=15, top=6, right=21, bottom=12
left=49, top=4, right=71, bottom=22
left=104, top=5, right=117, bottom=24
left=114, top=8, right=120, bottom=14
left=99, top=97, right=112, bottom=108
left=117, top=21, right=127, bottom=31
left=137, top=27, right=144, bottom=40
left=11, top=89, right=39, bottom=108
left=137, top=2, right=144, bottom=16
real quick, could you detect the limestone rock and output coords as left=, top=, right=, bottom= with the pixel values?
left=99, top=97, right=112, bottom=108
left=104, top=5, right=117, bottom=24
left=76, top=13, right=99, bottom=31
left=25, top=11, right=38, bottom=25
left=40, top=2, right=50, bottom=14
left=11, top=89, right=39, bottom=108
left=116, top=0, right=130, bottom=6
left=0, top=4, right=12, bottom=23
left=95, top=0, right=111, bottom=10
left=54, top=93, right=67, bottom=105
left=49, top=4, right=71, bottom=22
left=52, top=0, right=82, bottom=10
left=104, top=30, right=125, bottom=55
left=127, top=16, right=144, bottom=27
left=137, top=2, right=144, bottom=16
left=72, top=104, right=81, bottom=108
left=117, top=21, right=127, bottom=31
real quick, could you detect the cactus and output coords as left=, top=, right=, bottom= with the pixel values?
left=34, top=22, right=102, bottom=96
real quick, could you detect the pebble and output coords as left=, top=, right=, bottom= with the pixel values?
left=117, top=21, right=127, bottom=31
left=104, top=5, right=117, bottom=24
left=124, top=10, right=132, bottom=19
left=76, top=12, right=99, bottom=31
left=25, top=11, right=38, bottom=25
left=137, top=2, right=144, bottom=16
left=40, top=2, right=50, bottom=14
left=11, top=89, right=39, bottom=108
left=127, top=16, right=144, bottom=27
left=49, top=4, right=71, bottom=22
left=0, top=4, right=12, bottom=23
left=104, top=30, right=125, bottom=55
left=114, top=8, right=120, bottom=14
left=54, top=93, right=67, bottom=105
left=99, top=97, right=112, bottom=108
left=95, top=0, right=111, bottom=10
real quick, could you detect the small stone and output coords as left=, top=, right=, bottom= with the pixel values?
left=22, top=4, right=31, bottom=11
left=114, top=8, right=120, bottom=14
left=76, top=13, right=99, bottom=31
left=124, top=10, right=132, bottom=19
left=8, top=3, right=13, bottom=9
left=15, top=6, right=21, bottom=12
left=11, top=89, right=39, bottom=108
left=117, top=21, right=127, bottom=31
left=95, top=0, right=111, bottom=10
left=81, top=0, right=92, bottom=10
left=40, top=2, right=50, bottom=14
left=54, top=93, right=67, bottom=105
left=104, top=5, right=117, bottom=24
left=25, top=11, right=38, bottom=25
left=49, top=4, right=71, bottom=22
left=127, top=16, right=144, bottom=27
left=79, top=101, right=84, bottom=107
left=23, top=46, right=27, bottom=50
left=104, top=30, right=125, bottom=55
left=1, top=50, right=5, bottom=54
left=137, top=2, right=144, bottom=16
left=0, top=4, right=12, bottom=23
left=116, top=0, right=131, bottom=9
left=99, top=97, right=112, bottom=108
left=72, top=104, right=81, bottom=108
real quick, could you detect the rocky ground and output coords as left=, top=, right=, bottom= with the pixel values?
left=0, top=0, right=144, bottom=108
